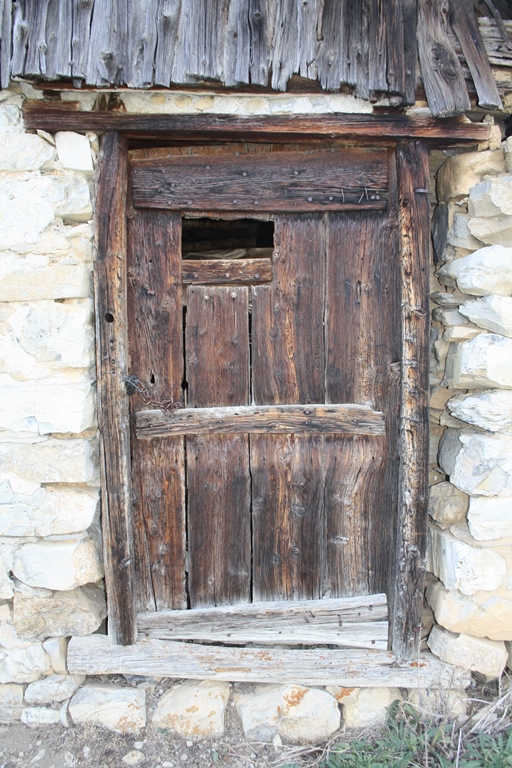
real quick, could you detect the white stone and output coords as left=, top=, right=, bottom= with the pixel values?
left=459, top=296, right=512, bottom=339
left=69, top=684, right=146, bottom=734
left=122, top=750, right=145, bottom=766
left=0, top=253, right=91, bottom=303
left=437, top=245, right=512, bottom=297
left=436, top=150, right=506, bottom=201
left=13, top=584, right=106, bottom=639
left=445, top=334, right=512, bottom=390
left=0, top=484, right=98, bottom=537
left=42, top=637, right=68, bottom=674
left=0, top=174, right=92, bottom=250
left=443, top=326, right=481, bottom=342
left=327, top=687, right=401, bottom=729
left=0, top=684, right=23, bottom=722
left=0, top=438, right=97, bottom=484
left=55, top=132, right=94, bottom=174
left=25, top=674, right=85, bottom=704
left=447, top=390, right=512, bottom=433
left=427, top=580, right=512, bottom=640
left=439, top=429, right=512, bottom=496
left=468, top=176, right=512, bottom=246
left=427, top=625, right=507, bottom=678
left=0, top=559, right=13, bottom=599
left=0, top=376, right=95, bottom=434
left=152, top=681, right=230, bottom=737
left=428, top=482, right=468, bottom=527
left=0, top=642, right=51, bottom=683
left=427, top=525, right=506, bottom=595
left=13, top=536, right=103, bottom=591
left=467, top=496, right=512, bottom=541
left=0, top=104, right=22, bottom=134
left=21, top=707, right=61, bottom=726
left=447, top=213, right=482, bottom=251
left=235, top=685, right=340, bottom=744
left=0, top=133, right=55, bottom=171
left=407, top=688, right=468, bottom=719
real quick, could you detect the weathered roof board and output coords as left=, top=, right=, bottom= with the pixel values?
left=1, top=0, right=507, bottom=116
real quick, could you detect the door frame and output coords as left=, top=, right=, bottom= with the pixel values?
left=94, top=128, right=430, bottom=662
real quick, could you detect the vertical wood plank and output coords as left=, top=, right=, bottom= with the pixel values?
left=224, top=0, right=251, bottom=87
left=271, top=0, right=299, bottom=90
left=186, top=286, right=251, bottom=607
left=368, top=0, right=387, bottom=94
left=125, top=0, right=159, bottom=87
left=248, top=0, right=274, bottom=86
left=86, top=0, right=128, bottom=86
left=95, top=132, right=136, bottom=645
left=154, top=0, right=182, bottom=86
left=0, top=0, right=12, bottom=88
left=394, top=140, right=430, bottom=661
left=298, top=0, right=322, bottom=81
left=127, top=210, right=186, bottom=612
left=44, top=0, right=72, bottom=79
left=402, top=0, right=418, bottom=106
left=252, top=434, right=325, bottom=602
left=71, top=0, right=94, bottom=81
left=23, top=0, right=48, bottom=76
left=252, top=215, right=325, bottom=406
left=317, top=0, right=349, bottom=90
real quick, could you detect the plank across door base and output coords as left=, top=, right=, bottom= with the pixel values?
left=138, top=595, right=389, bottom=650
left=68, top=635, right=470, bottom=689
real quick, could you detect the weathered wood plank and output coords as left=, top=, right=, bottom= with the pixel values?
left=181, top=258, right=272, bottom=285
left=224, top=0, right=251, bottom=87
left=136, top=404, right=386, bottom=438
left=23, top=0, right=48, bottom=76
left=317, top=0, right=350, bottom=90
left=0, top=0, right=12, bottom=89
left=125, top=0, right=159, bottom=88
left=271, top=0, right=299, bottom=90
left=393, top=140, right=430, bottom=662
left=449, top=0, right=502, bottom=109
left=130, top=148, right=388, bottom=212
left=22, top=105, right=491, bottom=144
left=10, top=0, right=27, bottom=78
left=403, top=0, right=418, bottom=105
left=368, top=0, right=387, bottom=94
left=386, top=0, right=406, bottom=102
left=248, top=0, right=273, bottom=86
left=68, top=635, right=471, bottom=689
left=172, top=0, right=228, bottom=83
left=154, top=0, right=181, bottom=86
left=127, top=210, right=186, bottom=612
left=417, top=0, right=471, bottom=117
left=139, top=594, right=388, bottom=649
left=44, top=0, right=73, bottom=80
left=71, top=0, right=94, bottom=82
left=186, top=285, right=251, bottom=608
left=298, top=0, right=322, bottom=81
left=94, top=132, right=136, bottom=645
left=86, top=0, right=128, bottom=86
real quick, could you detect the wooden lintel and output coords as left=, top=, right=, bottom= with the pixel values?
left=22, top=102, right=490, bottom=145
left=68, top=635, right=471, bottom=689
left=135, top=404, right=386, bottom=439
left=182, top=258, right=273, bottom=285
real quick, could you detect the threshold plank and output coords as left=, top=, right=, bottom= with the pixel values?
left=68, top=636, right=471, bottom=689
left=138, top=595, right=388, bottom=650
left=136, top=404, right=386, bottom=439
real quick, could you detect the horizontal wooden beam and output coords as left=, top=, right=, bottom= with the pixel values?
left=139, top=595, right=388, bottom=650
left=23, top=102, right=490, bottom=145
left=68, top=635, right=471, bottom=688
left=182, top=258, right=272, bottom=285
left=135, top=404, right=386, bottom=438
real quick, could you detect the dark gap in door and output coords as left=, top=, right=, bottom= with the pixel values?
left=182, top=218, right=274, bottom=259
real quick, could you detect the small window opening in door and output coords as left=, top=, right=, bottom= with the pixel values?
left=182, top=217, right=274, bottom=260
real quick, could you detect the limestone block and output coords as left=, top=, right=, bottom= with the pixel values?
left=327, top=687, right=401, bottom=729
left=234, top=684, right=340, bottom=743
left=25, top=674, right=85, bottom=704
left=0, top=252, right=91, bottom=302
left=437, top=246, right=512, bottom=297
left=426, top=580, right=512, bottom=640
left=447, top=390, right=512, bottom=433
left=427, top=625, right=507, bottom=678
left=460, top=296, right=512, bottom=339
left=447, top=213, right=482, bottom=251
left=42, top=637, right=68, bottom=674
left=0, top=133, right=55, bottom=171
left=444, top=334, right=512, bottom=390
left=152, top=681, right=230, bottom=737
left=427, top=525, right=506, bottom=595
left=439, top=429, right=512, bottom=496
left=443, top=326, right=481, bottom=342
left=436, top=150, right=505, bottom=202
left=0, top=642, right=51, bottom=683
left=0, top=559, right=13, bottom=599
left=13, top=536, right=103, bottom=591
left=0, top=483, right=98, bottom=537
left=0, top=104, right=22, bottom=134
left=468, top=496, right=512, bottom=541
left=0, top=376, right=95, bottom=434
left=69, top=684, right=146, bottom=734
left=428, top=482, right=468, bottom=528
left=432, top=307, right=468, bottom=327
left=21, top=707, right=61, bottom=726
left=468, top=176, right=512, bottom=247
left=0, top=684, right=23, bottom=722
left=13, top=584, right=106, bottom=639
left=407, top=688, right=468, bottom=719
left=55, top=132, right=94, bottom=174
left=0, top=438, right=97, bottom=484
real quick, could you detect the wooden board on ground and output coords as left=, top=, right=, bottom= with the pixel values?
left=68, top=636, right=471, bottom=689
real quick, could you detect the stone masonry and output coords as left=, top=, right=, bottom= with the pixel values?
left=0, top=82, right=511, bottom=733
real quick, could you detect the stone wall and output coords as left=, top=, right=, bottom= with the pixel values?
left=0, top=82, right=511, bottom=732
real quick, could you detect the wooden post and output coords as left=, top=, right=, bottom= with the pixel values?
left=94, top=132, right=137, bottom=645
left=393, top=140, right=430, bottom=661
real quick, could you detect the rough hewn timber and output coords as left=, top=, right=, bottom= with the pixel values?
left=181, top=258, right=272, bottom=285
left=94, top=132, right=136, bottom=645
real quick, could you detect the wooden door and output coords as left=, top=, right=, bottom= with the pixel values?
left=126, top=143, right=402, bottom=623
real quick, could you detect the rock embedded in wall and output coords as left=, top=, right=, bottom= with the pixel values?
left=24, top=674, right=85, bottom=704
left=459, top=296, right=512, bottom=338
left=55, top=132, right=94, bottom=174
left=427, top=625, right=507, bottom=678
left=69, top=684, right=146, bottom=734
left=437, top=245, right=512, bottom=296
left=12, top=535, right=103, bottom=591
left=438, top=429, right=512, bottom=496
left=444, top=333, right=512, bottom=389
left=0, top=484, right=98, bottom=538
left=428, top=481, right=469, bottom=528
left=467, top=496, right=512, bottom=541
left=13, top=584, right=106, bottom=640
left=152, top=680, right=230, bottom=737
left=0, top=438, right=97, bottom=485
left=468, top=176, right=512, bottom=246
left=0, top=133, right=56, bottom=172
left=0, top=684, right=24, bottom=722
left=447, top=389, right=512, bottom=433
left=436, top=150, right=506, bottom=202
left=427, top=580, right=512, bottom=640
left=327, top=686, right=401, bottom=729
